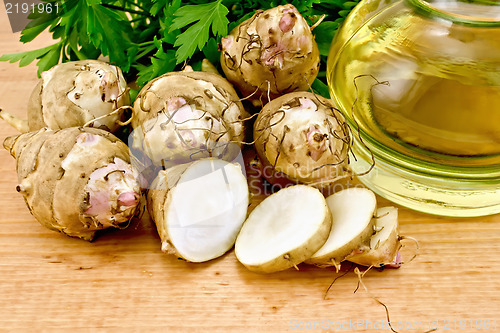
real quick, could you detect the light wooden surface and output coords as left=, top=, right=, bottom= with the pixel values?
left=1, top=7, right=500, bottom=333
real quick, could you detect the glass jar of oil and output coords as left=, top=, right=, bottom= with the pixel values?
left=328, top=0, right=500, bottom=216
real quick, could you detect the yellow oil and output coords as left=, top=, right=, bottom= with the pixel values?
left=329, top=9, right=500, bottom=166
left=372, top=75, right=500, bottom=157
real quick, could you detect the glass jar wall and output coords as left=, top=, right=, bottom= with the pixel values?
left=328, top=0, right=500, bottom=216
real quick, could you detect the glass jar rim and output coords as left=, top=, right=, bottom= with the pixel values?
left=406, top=0, right=500, bottom=26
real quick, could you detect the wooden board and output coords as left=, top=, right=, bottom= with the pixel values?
left=1, top=8, right=499, bottom=332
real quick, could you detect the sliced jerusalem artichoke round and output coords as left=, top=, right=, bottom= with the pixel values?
left=235, top=185, right=332, bottom=273
left=147, top=158, right=249, bottom=262
left=306, top=187, right=377, bottom=268
left=3, top=127, right=141, bottom=241
left=346, top=206, right=402, bottom=267
left=254, top=92, right=350, bottom=187
left=130, top=71, right=248, bottom=167
left=0, top=60, right=130, bottom=134
left=220, top=4, right=320, bottom=105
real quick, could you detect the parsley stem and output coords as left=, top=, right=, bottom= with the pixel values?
left=138, top=41, right=155, bottom=47
left=101, top=3, right=153, bottom=18
left=135, top=44, right=157, bottom=59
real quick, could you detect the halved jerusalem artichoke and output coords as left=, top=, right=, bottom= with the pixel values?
left=147, top=158, right=249, bottom=262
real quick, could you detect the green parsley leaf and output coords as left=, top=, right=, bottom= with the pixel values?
left=150, top=0, right=167, bottom=16
left=36, top=42, right=62, bottom=75
left=159, top=0, right=182, bottom=45
left=313, top=21, right=339, bottom=57
left=135, top=37, right=176, bottom=87
left=0, top=42, right=62, bottom=76
left=311, top=77, right=330, bottom=99
left=86, top=4, right=134, bottom=70
left=202, top=37, right=220, bottom=66
left=20, top=9, right=57, bottom=43
left=0, top=44, right=52, bottom=65
left=169, top=0, right=229, bottom=64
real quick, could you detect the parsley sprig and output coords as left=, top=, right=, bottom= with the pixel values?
left=0, top=0, right=360, bottom=94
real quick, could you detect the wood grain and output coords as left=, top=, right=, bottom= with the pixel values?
left=0, top=6, right=499, bottom=332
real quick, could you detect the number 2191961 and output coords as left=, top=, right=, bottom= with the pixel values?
left=5, top=2, right=59, bottom=14
left=442, top=319, right=497, bottom=330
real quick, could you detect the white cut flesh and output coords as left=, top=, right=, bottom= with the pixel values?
left=235, top=185, right=332, bottom=273
left=306, top=187, right=377, bottom=267
left=347, top=206, right=400, bottom=267
left=158, top=159, right=249, bottom=262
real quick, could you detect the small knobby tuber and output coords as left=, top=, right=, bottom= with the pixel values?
left=220, top=4, right=320, bottom=105
left=3, top=127, right=142, bottom=241
left=253, top=92, right=350, bottom=187
left=0, top=60, right=130, bottom=133
left=130, top=70, right=248, bottom=168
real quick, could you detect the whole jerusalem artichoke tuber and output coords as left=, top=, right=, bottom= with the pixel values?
left=0, top=60, right=130, bottom=134
left=4, top=127, right=142, bottom=241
